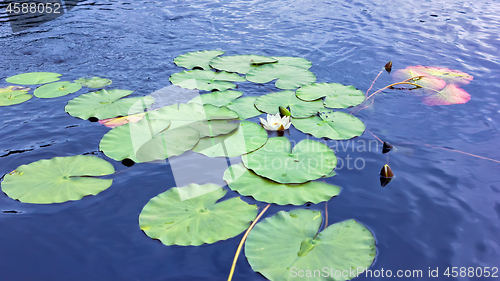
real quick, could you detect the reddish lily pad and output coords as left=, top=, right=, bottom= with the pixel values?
left=408, top=65, right=473, bottom=85
left=422, top=84, right=471, bottom=106
left=392, top=68, right=446, bottom=91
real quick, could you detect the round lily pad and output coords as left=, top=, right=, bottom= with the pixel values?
left=65, top=89, right=154, bottom=120
left=169, top=70, right=246, bottom=91
left=134, top=126, right=201, bottom=162
left=292, top=110, right=365, bottom=140
left=192, top=121, right=268, bottom=157
left=227, top=96, right=262, bottom=120
left=272, top=56, right=312, bottom=69
left=34, top=81, right=82, bottom=98
left=188, top=90, right=243, bottom=106
left=6, top=72, right=61, bottom=85
left=174, top=50, right=225, bottom=70
left=0, top=86, right=32, bottom=106
left=209, top=55, right=277, bottom=74
left=296, top=83, right=365, bottom=108
left=139, top=184, right=257, bottom=246
left=242, top=137, right=337, bottom=184
left=246, top=64, right=316, bottom=90
left=245, top=209, right=377, bottom=281
left=100, top=118, right=172, bottom=162
left=1, top=155, right=115, bottom=204
left=223, top=163, right=341, bottom=205
left=74, top=77, right=112, bottom=88
left=255, top=90, right=324, bottom=118
left=148, top=103, right=239, bottom=132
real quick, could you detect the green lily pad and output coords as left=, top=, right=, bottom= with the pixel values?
left=100, top=118, right=172, bottom=162
left=34, top=81, right=82, bottom=98
left=65, top=89, right=154, bottom=120
left=174, top=50, right=225, bottom=70
left=148, top=103, right=239, bottom=132
left=254, top=90, right=324, bottom=118
left=242, top=137, right=337, bottom=183
left=227, top=96, right=262, bottom=120
left=134, top=126, right=201, bottom=162
left=296, top=83, right=365, bottom=108
left=187, top=120, right=240, bottom=138
left=223, top=163, right=341, bottom=205
left=245, top=209, right=376, bottom=281
left=246, top=64, right=316, bottom=90
left=292, top=110, right=365, bottom=140
left=74, top=77, right=112, bottom=88
left=272, top=56, right=312, bottom=69
left=169, top=70, right=245, bottom=91
left=192, top=121, right=268, bottom=157
left=1, top=155, right=115, bottom=204
left=0, top=86, right=32, bottom=106
left=188, top=90, right=243, bottom=107
left=139, top=184, right=257, bottom=246
left=209, top=55, right=277, bottom=74
left=6, top=72, right=62, bottom=85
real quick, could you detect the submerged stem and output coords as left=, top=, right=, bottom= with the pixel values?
left=365, top=82, right=421, bottom=100
left=227, top=204, right=271, bottom=281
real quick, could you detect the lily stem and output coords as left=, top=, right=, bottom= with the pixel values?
left=227, top=203, right=271, bottom=281
left=365, top=81, right=421, bottom=100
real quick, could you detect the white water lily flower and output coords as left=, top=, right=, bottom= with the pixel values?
left=259, top=113, right=291, bottom=131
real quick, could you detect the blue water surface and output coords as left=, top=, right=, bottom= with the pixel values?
left=1, top=0, right=499, bottom=280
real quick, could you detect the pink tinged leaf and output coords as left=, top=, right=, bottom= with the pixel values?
left=422, top=84, right=471, bottom=106
left=408, top=66, right=473, bottom=86
left=98, top=112, right=146, bottom=128
left=392, top=68, right=446, bottom=91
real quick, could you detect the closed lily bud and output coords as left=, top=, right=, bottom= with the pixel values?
left=384, top=61, right=393, bottom=73
left=382, top=141, right=393, bottom=154
left=380, top=164, right=394, bottom=178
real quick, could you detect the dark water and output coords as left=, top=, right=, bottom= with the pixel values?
left=1, top=0, right=499, bottom=280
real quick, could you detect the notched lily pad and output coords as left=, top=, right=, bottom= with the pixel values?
left=1, top=155, right=115, bottom=204
left=174, top=50, right=225, bottom=70
left=245, top=209, right=377, bottom=281
left=209, top=55, right=277, bottom=74
left=6, top=72, right=62, bottom=85
left=188, top=90, right=243, bottom=107
left=406, top=65, right=473, bottom=85
left=34, top=81, right=82, bottom=98
left=148, top=103, right=239, bottom=132
left=0, top=86, right=32, bottom=106
left=224, top=163, right=341, bottom=205
left=255, top=90, right=324, bottom=118
left=139, top=184, right=257, bottom=246
left=74, top=77, right=112, bottom=88
left=169, top=70, right=245, bottom=91
left=135, top=126, right=201, bottom=162
left=65, top=89, right=154, bottom=120
left=192, top=121, right=268, bottom=157
left=246, top=64, right=316, bottom=90
left=292, top=109, right=366, bottom=140
left=296, top=83, right=365, bottom=108
left=242, top=137, right=337, bottom=183
left=227, top=96, right=262, bottom=120
left=99, top=118, right=172, bottom=163
left=272, top=56, right=312, bottom=69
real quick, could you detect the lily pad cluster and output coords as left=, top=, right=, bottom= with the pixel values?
left=0, top=52, right=380, bottom=281
left=168, top=51, right=367, bottom=140
left=0, top=72, right=112, bottom=106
